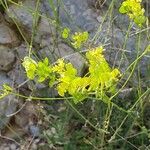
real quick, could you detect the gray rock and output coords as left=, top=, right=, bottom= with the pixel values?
left=0, top=13, right=3, bottom=23
left=0, top=46, right=15, bottom=71
left=41, top=0, right=97, bottom=32
left=15, top=43, right=29, bottom=59
left=0, top=72, right=18, bottom=129
left=0, top=22, right=20, bottom=47
left=37, top=17, right=55, bottom=36
left=34, top=16, right=55, bottom=45
left=10, top=144, right=17, bottom=150
left=31, top=143, right=38, bottom=150
left=29, top=125, right=40, bottom=137
left=96, top=15, right=103, bottom=23
left=5, top=0, right=40, bottom=36
left=7, top=43, right=32, bottom=87
left=3, top=147, right=10, bottom=150
left=143, top=0, right=150, bottom=17
left=7, top=60, right=27, bottom=87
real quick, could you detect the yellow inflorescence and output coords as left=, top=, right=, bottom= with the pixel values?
left=119, top=0, right=147, bottom=27
left=52, top=46, right=121, bottom=103
left=22, top=46, right=121, bottom=103
left=71, top=31, right=89, bottom=49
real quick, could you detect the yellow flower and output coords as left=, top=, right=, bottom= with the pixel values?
left=71, top=31, right=89, bottom=48
left=119, top=0, right=147, bottom=27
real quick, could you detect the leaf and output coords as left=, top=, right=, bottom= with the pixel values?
left=119, top=5, right=128, bottom=14
left=22, top=57, right=37, bottom=80
left=65, top=63, right=77, bottom=77
left=134, top=15, right=146, bottom=26
left=49, top=74, right=56, bottom=87
left=72, top=92, right=88, bottom=104
left=36, top=58, right=53, bottom=82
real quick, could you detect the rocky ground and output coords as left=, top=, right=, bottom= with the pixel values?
left=0, top=0, right=149, bottom=149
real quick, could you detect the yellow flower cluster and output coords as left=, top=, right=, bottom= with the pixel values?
left=62, top=27, right=89, bottom=49
left=71, top=32, right=89, bottom=49
left=85, top=47, right=121, bottom=94
left=22, top=46, right=121, bottom=103
left=52, top=46, right=121, bottom=103
left=119, top=0, right=147, bottom=27
left=22, top=57, right=55, bottom=86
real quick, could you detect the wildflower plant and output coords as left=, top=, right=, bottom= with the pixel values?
left=119, top=0, right=147, bottom=27
left=71, top=31, right=89, bottom=49
left=62, top=28, right=89, bottom=49
left=22, top=46, right=121, bottom=104
left=0, top=0, right=150, bottom=148
left=22, top=57, right=56, bottom=87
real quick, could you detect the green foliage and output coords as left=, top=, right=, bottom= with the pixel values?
left=146, top=44, right=150, bottom=52
left=85, top=47, right=121, bottom=95
left=36, top=58, right=54, bottom=83
left=52, top=59, right=89, bottom=103
left=1, top=0, right=150, bottom=149
left=22, top=57, right=55, bottom=86
left=62, top=29, right=89, bottom=49
left=119, top=0, right=147, bottom=27
left=22, top=46, right=121, bottom=103
left=71, top=31, right=89, bottom=49
left=52, top=59, right=78, bottom=96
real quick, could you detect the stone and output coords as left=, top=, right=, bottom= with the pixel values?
left=96, top=15, right=103, bottom=23
left=3, top=147, right=10, bottom=150
left=8, top=43, right=36, bottom=87
left=37, top=17, right=55, bottom=35
left=14, top=102, right=39, bottom=128
left=7, top=60, right=27, bottom=87
left=5, top=0, right=40, bottom=36
left=34, top=16, right=55, bottom=45
left=15, top=43, right=29, bottom=59
left=41, top=0, right=97, bottom=32
left=0, top=72, right=18, bottom=129
left=0, top=12, right=4, bottom=23
left=118, top=88, right=133, bottom=100
left=29, top=125, right=40, bottom=137
left=31, top=143, right=37, bottom=150
left=0, top=46, right=15, bottom=72
left=0, top=22, right=20, bottom=47
left=10, top=144, right=17, bottom=150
